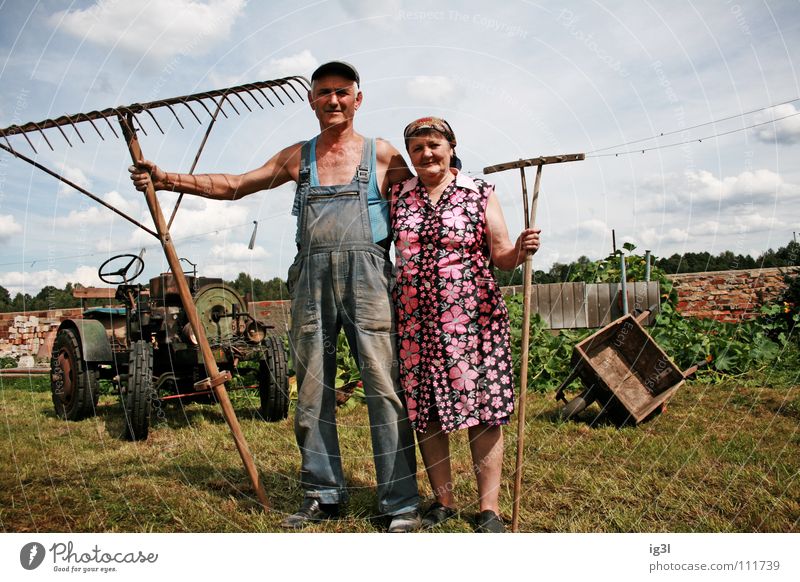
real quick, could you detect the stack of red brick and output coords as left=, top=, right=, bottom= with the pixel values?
left=0, top=309, right=83, bottom=360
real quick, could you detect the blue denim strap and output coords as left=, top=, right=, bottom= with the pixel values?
left=291, top=140, right=312, bottom=218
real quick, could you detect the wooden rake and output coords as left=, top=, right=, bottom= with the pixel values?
left=0, top=76, right=310, bottom=511
left=483, top=153, right=585, bottom=532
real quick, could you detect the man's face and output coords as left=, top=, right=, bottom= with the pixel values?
left=309, top=74, right=362, bottom=126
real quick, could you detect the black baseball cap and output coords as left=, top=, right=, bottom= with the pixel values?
left=311, top=61, right=360, bottom=85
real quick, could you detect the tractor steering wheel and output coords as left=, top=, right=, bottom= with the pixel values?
left=98, top=254, right=145, bottom=284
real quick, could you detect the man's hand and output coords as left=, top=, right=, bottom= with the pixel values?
left=129, top=160, right=168, bottom=192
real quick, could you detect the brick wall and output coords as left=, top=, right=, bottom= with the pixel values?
left=1, top=267, right=792, bottom=361
left=667, top=267, right=791, bottom=323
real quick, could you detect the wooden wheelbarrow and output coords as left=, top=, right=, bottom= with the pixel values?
left=555, top=309, right=703, bottom=426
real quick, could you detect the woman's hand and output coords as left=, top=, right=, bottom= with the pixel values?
left=514, top=228, right=541, bottom=262
left=128, top=160, right=168, bottom=192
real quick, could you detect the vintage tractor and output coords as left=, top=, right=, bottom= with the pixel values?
left=49, top=253, right=290, bottom=440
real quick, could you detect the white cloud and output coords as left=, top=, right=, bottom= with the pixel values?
left=638, top=227, right=688, bottom=247
left=210, top=242, right=269, bottom=261
left=755, top=103, right=800, bottom=145
left=0, top=215, right=23, bottom=243
left=0, top=266, right=103, bottom=295
left=50, top=0, right=245, bottom=61
left=339, top=0, right=402, bottom=18
left=261, top=50, right=318, bottom=79
left=643, top=169, right=799, bottom=212
left=55, top=190, right=140, bottom=227
left=406, top=76, right=456, bottom=105
left=57, top=164, right=91, bottom=196
left=689, top=213, right=785, bottom=237
left=576, top=219, right=608, bottom=237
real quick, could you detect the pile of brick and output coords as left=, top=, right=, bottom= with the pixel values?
left=0, top=314, right=61, bottom=361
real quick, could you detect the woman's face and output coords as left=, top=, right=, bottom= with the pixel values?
left=406, top=131, right=453, bottom=182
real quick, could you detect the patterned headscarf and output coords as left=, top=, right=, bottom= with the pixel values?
left=403, top=117, right=462, bottom=169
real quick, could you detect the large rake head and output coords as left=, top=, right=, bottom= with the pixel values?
left=0, top=76, right=309, bottom=154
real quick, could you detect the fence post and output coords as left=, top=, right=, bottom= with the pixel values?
left=620, top=252, right=629, bottom=314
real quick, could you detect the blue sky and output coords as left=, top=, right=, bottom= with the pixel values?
left=1, top=0, right=799, bottom=295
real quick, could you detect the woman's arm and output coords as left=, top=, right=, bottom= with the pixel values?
left=484, top=189, right=541, bottom=271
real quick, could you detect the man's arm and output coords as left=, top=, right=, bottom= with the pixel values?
left=375, top=138, right=413, bottom=197
left=129, top=142, right=303, bottom=200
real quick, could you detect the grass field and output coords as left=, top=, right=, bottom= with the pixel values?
left=1, top=373, right=798, bottom=533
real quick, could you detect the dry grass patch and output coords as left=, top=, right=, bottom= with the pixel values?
left=1, top=374, right=797, bottom=532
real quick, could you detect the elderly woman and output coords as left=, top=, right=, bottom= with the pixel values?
left=391, top=117, right=539, bottom=532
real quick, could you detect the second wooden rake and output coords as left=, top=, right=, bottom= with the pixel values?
left=483, top=152, right=585, bottom=532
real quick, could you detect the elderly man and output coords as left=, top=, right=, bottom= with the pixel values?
left=129, top=62, right=421, bottom=532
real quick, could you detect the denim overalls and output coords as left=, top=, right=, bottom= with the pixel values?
left=287, top=137, right=419, bottom=515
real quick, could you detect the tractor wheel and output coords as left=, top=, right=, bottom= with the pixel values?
left=50, top=328, right=99, bottom=421
left=121, top=340, right=154, bottom=441
left=258, top=335, right=289, bottom=421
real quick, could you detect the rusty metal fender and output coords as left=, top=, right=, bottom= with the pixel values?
left=57, top=319, right=113, bottom=364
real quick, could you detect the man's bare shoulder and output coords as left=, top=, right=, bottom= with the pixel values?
left=375, top=137, right=404, bottom=160
left=277, top=141, right=305, bottom=162
left=266, top=141, right=305, bottom=180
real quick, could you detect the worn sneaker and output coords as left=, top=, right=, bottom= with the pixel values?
left=387, top=509, right=422, bottom=533
left=421, top=502, right=457, bottom=529
left=280, top=498, right=339, bottom=529
left=475, top=510, right=505, bottom=533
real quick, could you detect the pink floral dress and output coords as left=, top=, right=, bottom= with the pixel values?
left=392, top=171, right=515, bottom=434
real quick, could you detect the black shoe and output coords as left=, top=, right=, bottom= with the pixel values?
left=421, top=502, right=457, bottom=529
left=280, top=498, right=339, bottom=529
left=387, top=509, right=422, bottom=533
left=475, top=510, right=505, bottom=533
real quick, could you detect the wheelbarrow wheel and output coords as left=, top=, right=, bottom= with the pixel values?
left=561, top=389, right=597, bottom=420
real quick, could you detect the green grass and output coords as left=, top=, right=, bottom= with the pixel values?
left=1, top=373, right=797, bottom=532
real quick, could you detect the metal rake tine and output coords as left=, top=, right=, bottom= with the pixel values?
left=143, top=108, right=165, bottom=135
left=264, top=83, right=285, bottom=106
left=52, top=120, right=73, bottom=147
left=77, top=114, right=106, bottom=141
left=121, top=109, right=147, bottom=136
left=92, top=111, right=120, bottom=138
left=4, top=130, right=37, bottom=154
left=286, top=77, right=306, bottom=100
left=274, top=80, right=296, bottom=103
left=294, top=75, right=311, bottom=91
left=241, top=86, right=264, bottom=110
left=230, top=89, right=253, bottom=112
left=64, top=114, right=86, bottom=144
left=179, top=100, right=203, bottom=125
left=195, top=97, right=227, bottom=120
left=220, top=92, right=241, bottom=116
left=248, top=84, right=274, bottom=107
left=30, top=122, right=55, bottom=151
left=163, top=103, right=185, bottom=129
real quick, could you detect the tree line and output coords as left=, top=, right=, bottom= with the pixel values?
left=0, top=274, right=289, bottom=313
left=2, top=239, right=797, bottom=312
left=495, top=239, right=799, bottom=286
